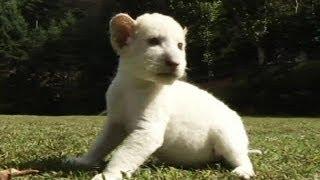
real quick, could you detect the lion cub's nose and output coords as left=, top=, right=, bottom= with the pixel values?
left=165, top=57, right=180, bottom=68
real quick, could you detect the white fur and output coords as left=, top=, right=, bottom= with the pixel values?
left=72, top=13, right=256, bottom=180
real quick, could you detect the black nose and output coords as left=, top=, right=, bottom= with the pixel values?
left=165, top=57, right=179, bottom=68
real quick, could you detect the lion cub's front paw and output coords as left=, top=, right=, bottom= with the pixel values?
left=232, top=166, right=255, bottom=179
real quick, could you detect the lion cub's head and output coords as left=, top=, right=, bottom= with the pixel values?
left=110, top=13, right=187, bottom=84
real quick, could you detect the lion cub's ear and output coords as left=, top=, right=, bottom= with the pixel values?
left=109, top=13, right=136, bottom=53
left=183, top=27, right=188, bottom=35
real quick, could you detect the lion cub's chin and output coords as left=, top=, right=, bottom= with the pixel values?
left=152, top=71, right=184, bottom=84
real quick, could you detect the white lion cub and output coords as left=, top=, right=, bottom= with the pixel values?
left=73, top=13, right=257, bottom=180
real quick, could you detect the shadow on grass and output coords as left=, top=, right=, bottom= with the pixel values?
left=5, top=156, right=234, bottom=176
left=142, top=157, right=234, bottom=172
left=4, top=156, right=106, bottom=173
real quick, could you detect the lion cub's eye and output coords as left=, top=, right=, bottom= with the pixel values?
left=147, top=37, right=161, bottom=46
left=178, top=42, right=183, bottom=50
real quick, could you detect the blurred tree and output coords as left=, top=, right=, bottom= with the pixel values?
left=0, top=1, right=29, bottom=60
left=0, top=0, right=319, bottom=115
left=0, top=0, right=80, bottom=61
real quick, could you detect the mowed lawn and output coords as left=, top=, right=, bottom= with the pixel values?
left=0, top=116, right=319, bottom=179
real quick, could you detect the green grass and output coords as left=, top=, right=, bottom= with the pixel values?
left=0, top=116, right=319, bottom=179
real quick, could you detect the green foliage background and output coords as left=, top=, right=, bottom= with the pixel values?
left=0, top=0, right=79, bottom=60
left=0, top=0, right=319, bottom=115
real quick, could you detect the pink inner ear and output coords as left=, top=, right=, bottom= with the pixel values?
left=116, top=27, right=131, bottom=48
left=112, top=15, right=135, bottom=48
left=126, top=37, right=133, bottom=45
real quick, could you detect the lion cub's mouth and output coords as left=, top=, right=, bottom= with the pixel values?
left=157, top=72, right=179, bottom=78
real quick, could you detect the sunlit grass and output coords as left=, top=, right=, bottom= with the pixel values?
left=0, top=115, right=319, bottom=179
